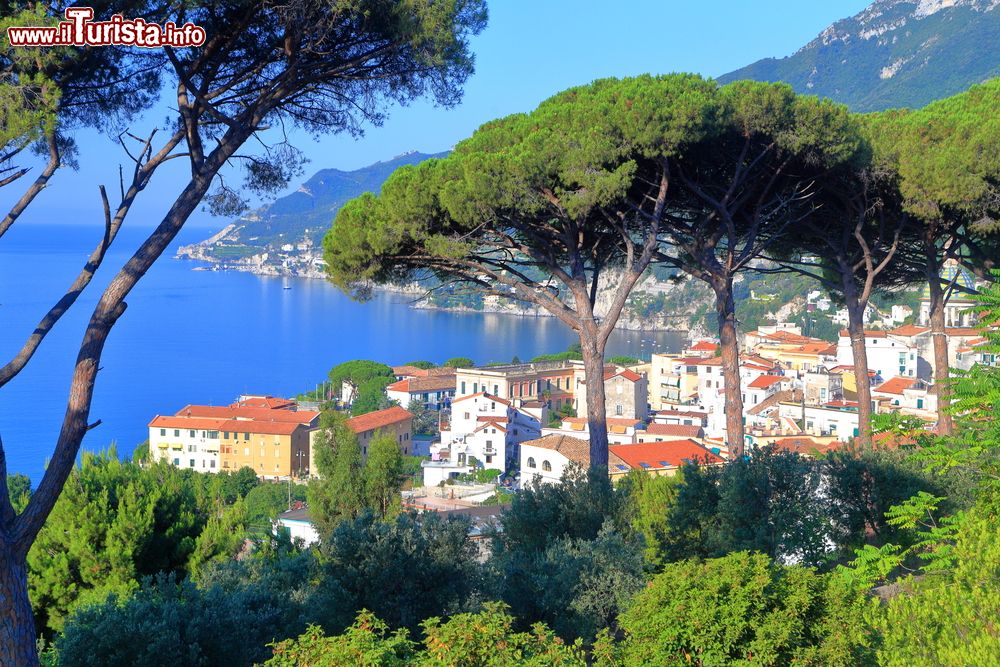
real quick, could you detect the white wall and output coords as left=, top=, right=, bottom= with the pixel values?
left=149, top=426, right=220, bottom=472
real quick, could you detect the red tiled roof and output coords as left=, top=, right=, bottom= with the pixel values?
left=149, top=415, right=228, bottom=430
left=231, top=396, right=296, bottom=410
left=609, top=440, right=723, bottom=470
left=605, top=369, right=642, bottom=382
left=178, top=405, right=319, bottom=424
left=748, top=375, right=785, bottom=389
left=872, top=430, right=920, bottom=449
left=642, top=423, right=703, bottom=438
left=874, top=376, right=918, bottom=395
left=655, top=409, right=709, bottom=419
left=386, top=375, right=456, bottom=393
left=148, top=414, right=307, bottom=436
left=689, top=341, right=718, bottom=351
left=346, top=406, right=413, bottom=434
left=890, top=325, right=929, bottom=336
left=697, top=357, right=724, bottom=366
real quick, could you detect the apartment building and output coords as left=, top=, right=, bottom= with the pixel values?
left=346, top=405, right=414, bottom=458
left=148, top=398, right=319, bottom=480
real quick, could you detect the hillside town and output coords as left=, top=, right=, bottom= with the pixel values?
left=146, top=264, right=998, bottom=545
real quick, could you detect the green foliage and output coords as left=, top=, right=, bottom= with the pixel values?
left=618, top=470, right=682, bottom=570
left=132, top=440, right=150, bottom=464
left=871, top=498, right=1000, bottom=666
left=363, top=435, right=404, bottom=520
left=265, top=613, right=414, bottom=667
left=404, top=360, right=437, bottom=369
left=443, top=356, right=474, bottom=368
left=6, top=472, right=31, bottom=514
left=243, top=482, right=306, bottom=528
left=606, top=355, right=640, bottom=366
left=264, top=602, right=586, bottom=667
left=187, top=499, right=251, bottom=580
left=406, top=399, right=438, bottom=436
left=491, top=522, right=644, bottom=644
left=55, top=573, right=298, bottom=667
left=500, top=466, right=626, bottom=555
left=316, top=512, right=479, bottom=633
left=662, top=450, right=832, bottom=567
left=28, top=452, right=207, bottom=634
left=327, top=360, right=395, bottom=411
left=614, top=552, right=876, bottom=667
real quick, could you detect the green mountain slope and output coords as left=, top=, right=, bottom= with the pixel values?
left=182, top=150, right=448, bottom=262
left=719, top=0, right=1000, bottom=111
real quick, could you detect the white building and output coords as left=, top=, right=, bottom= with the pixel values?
left=275, top=507, right=320, bottom=547
left=836, top=330, right=918, bottom=379
left=149, top=416, right=224, bottom=472
left=520, top=434, right=592, bottom=485
left=425, top=392, right=544, bottom=486
left=777, top=400, right=861, bottom=440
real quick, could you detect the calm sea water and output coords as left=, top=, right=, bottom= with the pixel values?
left=0, top=224, right=685, bottom=482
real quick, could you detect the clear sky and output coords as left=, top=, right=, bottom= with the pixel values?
left=4, top=0, right=873, bottom=229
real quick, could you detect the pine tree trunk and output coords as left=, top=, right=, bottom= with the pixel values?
left=926, top=261, right=954, bottom=436
left=847, top=303, right=873, bottom=447
left=712, top=277, right=745, bottom=457
left=0, top=545, right=39, bottom=667
left=580, top=336, right=610, bottom=470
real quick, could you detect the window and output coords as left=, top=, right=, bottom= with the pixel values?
left=473, top=383, right=478, bottom=393
left=207, top=430, right=219, bottom=439
left=461, top=381, right=466, bottom=394
left=189, top=459, right=195, bottom=467
left=172, top=458, right=179, bottom=466
left=224, top=431, right=229, bottom=440
left=174, top=429, right=180, bottom=437
left=160, top=429, right=166, bottom=436
left=244, top=432, right=250, bottom=440
left=210, top=460, right=216, bottom=468
left=486, top=455, right=492, bottom=464
left=615, top=404, right=623, bottom=416
left=542, top=460, right=552, bottom=472
left=464, top=412, right=470, bottom=420
left=527, top=457, right=536, bottom=468
left=189, top=430, right=196, bottom=438
left=188, top=445, right=196, bottom=453
left=917, top=398, right=924, bottom=409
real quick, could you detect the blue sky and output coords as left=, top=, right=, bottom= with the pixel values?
left=4, top=1, right=872, bottom=229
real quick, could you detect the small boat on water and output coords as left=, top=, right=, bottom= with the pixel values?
left=282, top=278, right=292, bottom=290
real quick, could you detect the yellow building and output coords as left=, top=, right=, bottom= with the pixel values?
left=219, top=421, right=313, bottom=479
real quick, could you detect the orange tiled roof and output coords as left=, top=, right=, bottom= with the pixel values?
left=688, top=341, right=718, bottom=351
left=839, top=329, right=888, bottom=338
left=609, top=440, right=723, bottom=470
left=178, top=405, right=319, bottom=424
left=890, top=325, right=929, bottom=337
left=149, top=415, right=306, bottom=436
left=605, top=369, right=642, bottom=382
left=748, top=375, right=785, bottom=389
left=386, top=375, right=456, bottom=393
left=231, top=396, right=296, bottom=410
left=346, top=406, right=413, bottom=434
left=874, top=376, right=918, bottom=395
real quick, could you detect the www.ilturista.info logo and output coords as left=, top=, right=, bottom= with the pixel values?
left=6, top=7, right=206, bottom=48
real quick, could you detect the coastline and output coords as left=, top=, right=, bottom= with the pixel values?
left=175, top=254, right=704, bottom=335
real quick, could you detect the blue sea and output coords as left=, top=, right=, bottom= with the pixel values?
left=0, top=224, right=685, bottom=483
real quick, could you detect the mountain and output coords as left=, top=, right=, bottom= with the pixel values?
left=178, top=150, right=447, bottom=269
left=719, top=0, right=1000, bottom=111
